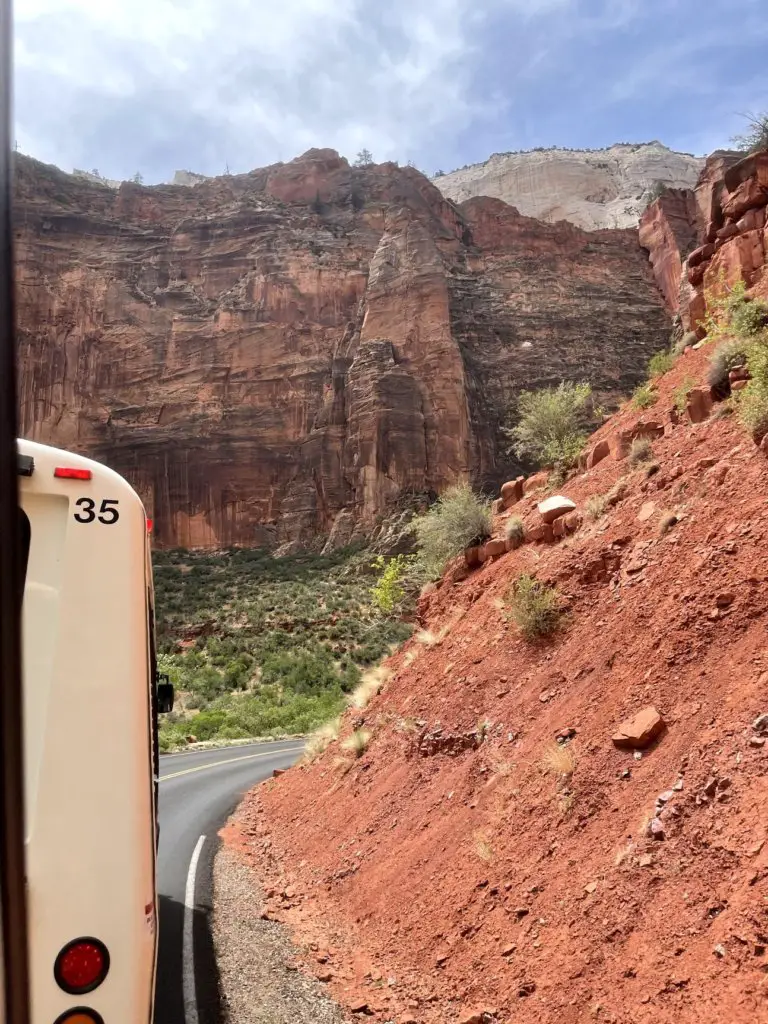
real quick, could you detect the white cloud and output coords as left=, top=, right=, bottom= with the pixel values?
left=13, top=0, right=502, bottom=180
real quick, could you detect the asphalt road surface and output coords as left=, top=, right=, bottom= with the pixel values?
left=153, top=739, right=304, bottom=1024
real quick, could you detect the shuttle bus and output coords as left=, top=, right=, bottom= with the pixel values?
left=9, top=438, right=171, bottom=1024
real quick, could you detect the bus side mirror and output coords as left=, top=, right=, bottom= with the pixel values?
left=157, top=682, right=174, bottom=714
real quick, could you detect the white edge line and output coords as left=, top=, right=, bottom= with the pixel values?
left=183, top=834, right=206, bottom=1024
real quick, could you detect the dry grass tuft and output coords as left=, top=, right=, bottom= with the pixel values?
left=628, top=437, right=653, bottom=467
left=473, top=831, right=494, bottom=862
left=349, top=665, right=392, bottom=710
left=505, top=516, right=525, bottom=549
left=341, top=728, right=371, bottom=758
left=658, top=511, right=678, bottom=535
left=585, top=494, right=608, bottom=520
left=541, top=742, right=575, bottom=777
left=303, top=717, right=341, bottom=763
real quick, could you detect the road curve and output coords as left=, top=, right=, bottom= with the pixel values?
left=153, top=739, right=303, bottom=1024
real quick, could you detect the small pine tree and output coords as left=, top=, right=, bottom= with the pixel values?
left=354, top=148, right=374, bottom=167
left=132, top=171, right=143, bottom=184
left=730, top=112, right=768, bottom=154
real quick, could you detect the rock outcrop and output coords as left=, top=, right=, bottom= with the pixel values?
left=639, top=148, right=768, bottom=329
left=434, top=142, right=704, bottom=231
left=15, top=149, right=670, bottom=548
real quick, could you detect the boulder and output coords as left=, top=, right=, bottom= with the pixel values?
left=523, top=470, right=549, bottom=494
left=721, top=176, right=768, bottom=222
left=687, top=242, right=716, bottom=268
left=686, top=387, right=713, bottom=424
left=500, top=477, right=524, bottom=509
left=563, top=511, right=582, bottom=533
left=731, top=379, right=749, bottom=392
left=482, top=538, right=507, bottom=559
left=537, top=495, right=576, bottom=524
left=526, top=522, right=555, bottom=544
left=586, top=438, right=610, bottom=469
left=464, top=545, right=483, bottom=567
left=612, top=706, right=666, bottom=750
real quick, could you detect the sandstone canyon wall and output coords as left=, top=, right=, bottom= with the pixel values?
left=639, top=148, right=768, bottom=330
left=433, top=142, right=704, bottom=231
left=14, top=149, right=670, bottom=548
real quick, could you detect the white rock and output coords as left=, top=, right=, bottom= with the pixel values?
left=537, top=495, right=576, bottom=524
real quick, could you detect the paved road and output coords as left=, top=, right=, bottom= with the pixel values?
left=153, top=740, right=303, bottom=1024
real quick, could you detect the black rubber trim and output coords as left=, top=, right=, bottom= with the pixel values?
left=53, top=1008, right=105, bottom=1024
left=16, top=453, right=33, bottom=476
left=53, top=937, right=111, bottom=996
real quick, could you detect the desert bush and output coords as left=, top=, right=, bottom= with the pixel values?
left=673, top=330, right=698, bottom=355
left=708, top=339, right=750, bottom=393
left=628, top=437, right=653, bottom=467
left=631, top=382, right=657, bottom=410
left=731, top=298, right=768, bottom=339
left=730, top=111, right=768, bottom=154
left=303, top=717, right=341, bottom=762
left=505, top=516, right=525, bottom=549
left=505, top=381, right=593, bottom=469
left=412, top=485, right=492, bottom=580
left=647, top=351, right=676, bottom=378
left=370, top=553, right=415, bottom=615
left=506, top=574, right=562, bottom=640
left=585, top=494, right=608, bottom=520
left=738, top=338, right=768, bottom=440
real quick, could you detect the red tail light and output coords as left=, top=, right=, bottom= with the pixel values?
left=54, top=937, right=110, bottom=995
left=147, top=518, right=153, bottom=532
left=53, top=1010, right=105, bottom=1024
left=54, top=467, right=92, bottom=480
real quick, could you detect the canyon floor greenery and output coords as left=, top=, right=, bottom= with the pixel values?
left=155, top=545, right=412, bottom=750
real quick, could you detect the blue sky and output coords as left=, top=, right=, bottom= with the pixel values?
left=12, top=0, right=768, bottom=184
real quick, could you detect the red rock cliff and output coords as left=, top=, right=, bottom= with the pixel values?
left=14, top=149, right=670, bottom=548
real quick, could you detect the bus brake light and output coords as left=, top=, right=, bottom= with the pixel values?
left=54, top=937, right=110, bottom=995
left=54, top=467, right=92, bottom=481
left=53, top=1011, right=105, bottom=1024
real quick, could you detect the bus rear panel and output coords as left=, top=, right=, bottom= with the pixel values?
left=16, top=439, right=157, bottom=1024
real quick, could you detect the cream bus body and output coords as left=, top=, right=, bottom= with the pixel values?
left=9, top=438, right=158, bottom=1023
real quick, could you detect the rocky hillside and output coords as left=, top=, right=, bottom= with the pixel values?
left=14, top=149, right=669, bottom=549
left=228, top=338, right=768, bottom=1024
left=434, top=142, right=705, bottom=231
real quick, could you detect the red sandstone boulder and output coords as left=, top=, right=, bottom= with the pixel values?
left=464, top=545, right=483, bottom=567
left=526, top=522, right=555, bottom=544
left=686, top=387, right=713, bottom=424
left=500, top=477, right=524, bottom=509
left=586, top=438, right=610, bottom=469
left=737, top=207, right=766, bottom=233
left=523, top=471, right=549, bottom=494
left=612, top=706, right=666, bottom=750
left=731, top=379, right=749, bottom=392
left=688, top=243, right=715, bottom=268
left=716, top=221, right=739, bottom=242
left=482, top=538, right=507, bottom=559
left=537, top=495, right=576, bottom=524
left=721, top=177, right=768, bottom=222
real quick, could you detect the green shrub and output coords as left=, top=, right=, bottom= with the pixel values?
left=505, top=517, right=525, bottom=549
left=628, top=437, right=653, bottom=467
left=506, top=574, right=562, bottom=640
left=505, top=382, right=593, bottom=469
left=370, top=554, right=415, bottom=615
left=730, top=111, right=768, bottom=154
left=731, top=299, right=768, bottom=338
left=412, top=485, right=492, bottom=580
left=647, top=351, right=676, bottom=378
left=739, top=339, right=768, bottom=440
left=632, top=382, right=657, bottom=410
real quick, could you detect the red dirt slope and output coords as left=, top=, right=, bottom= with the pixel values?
left=227, top=345, right=768, bottom=1024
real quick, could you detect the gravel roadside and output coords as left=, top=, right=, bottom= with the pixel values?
left=213, top=843, right=352, bottom=1024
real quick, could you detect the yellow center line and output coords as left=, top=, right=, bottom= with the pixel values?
left=160, top=746, right=303, bottom=782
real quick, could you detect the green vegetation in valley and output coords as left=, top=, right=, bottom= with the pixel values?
left=155, top=546, right=411, bottom=750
